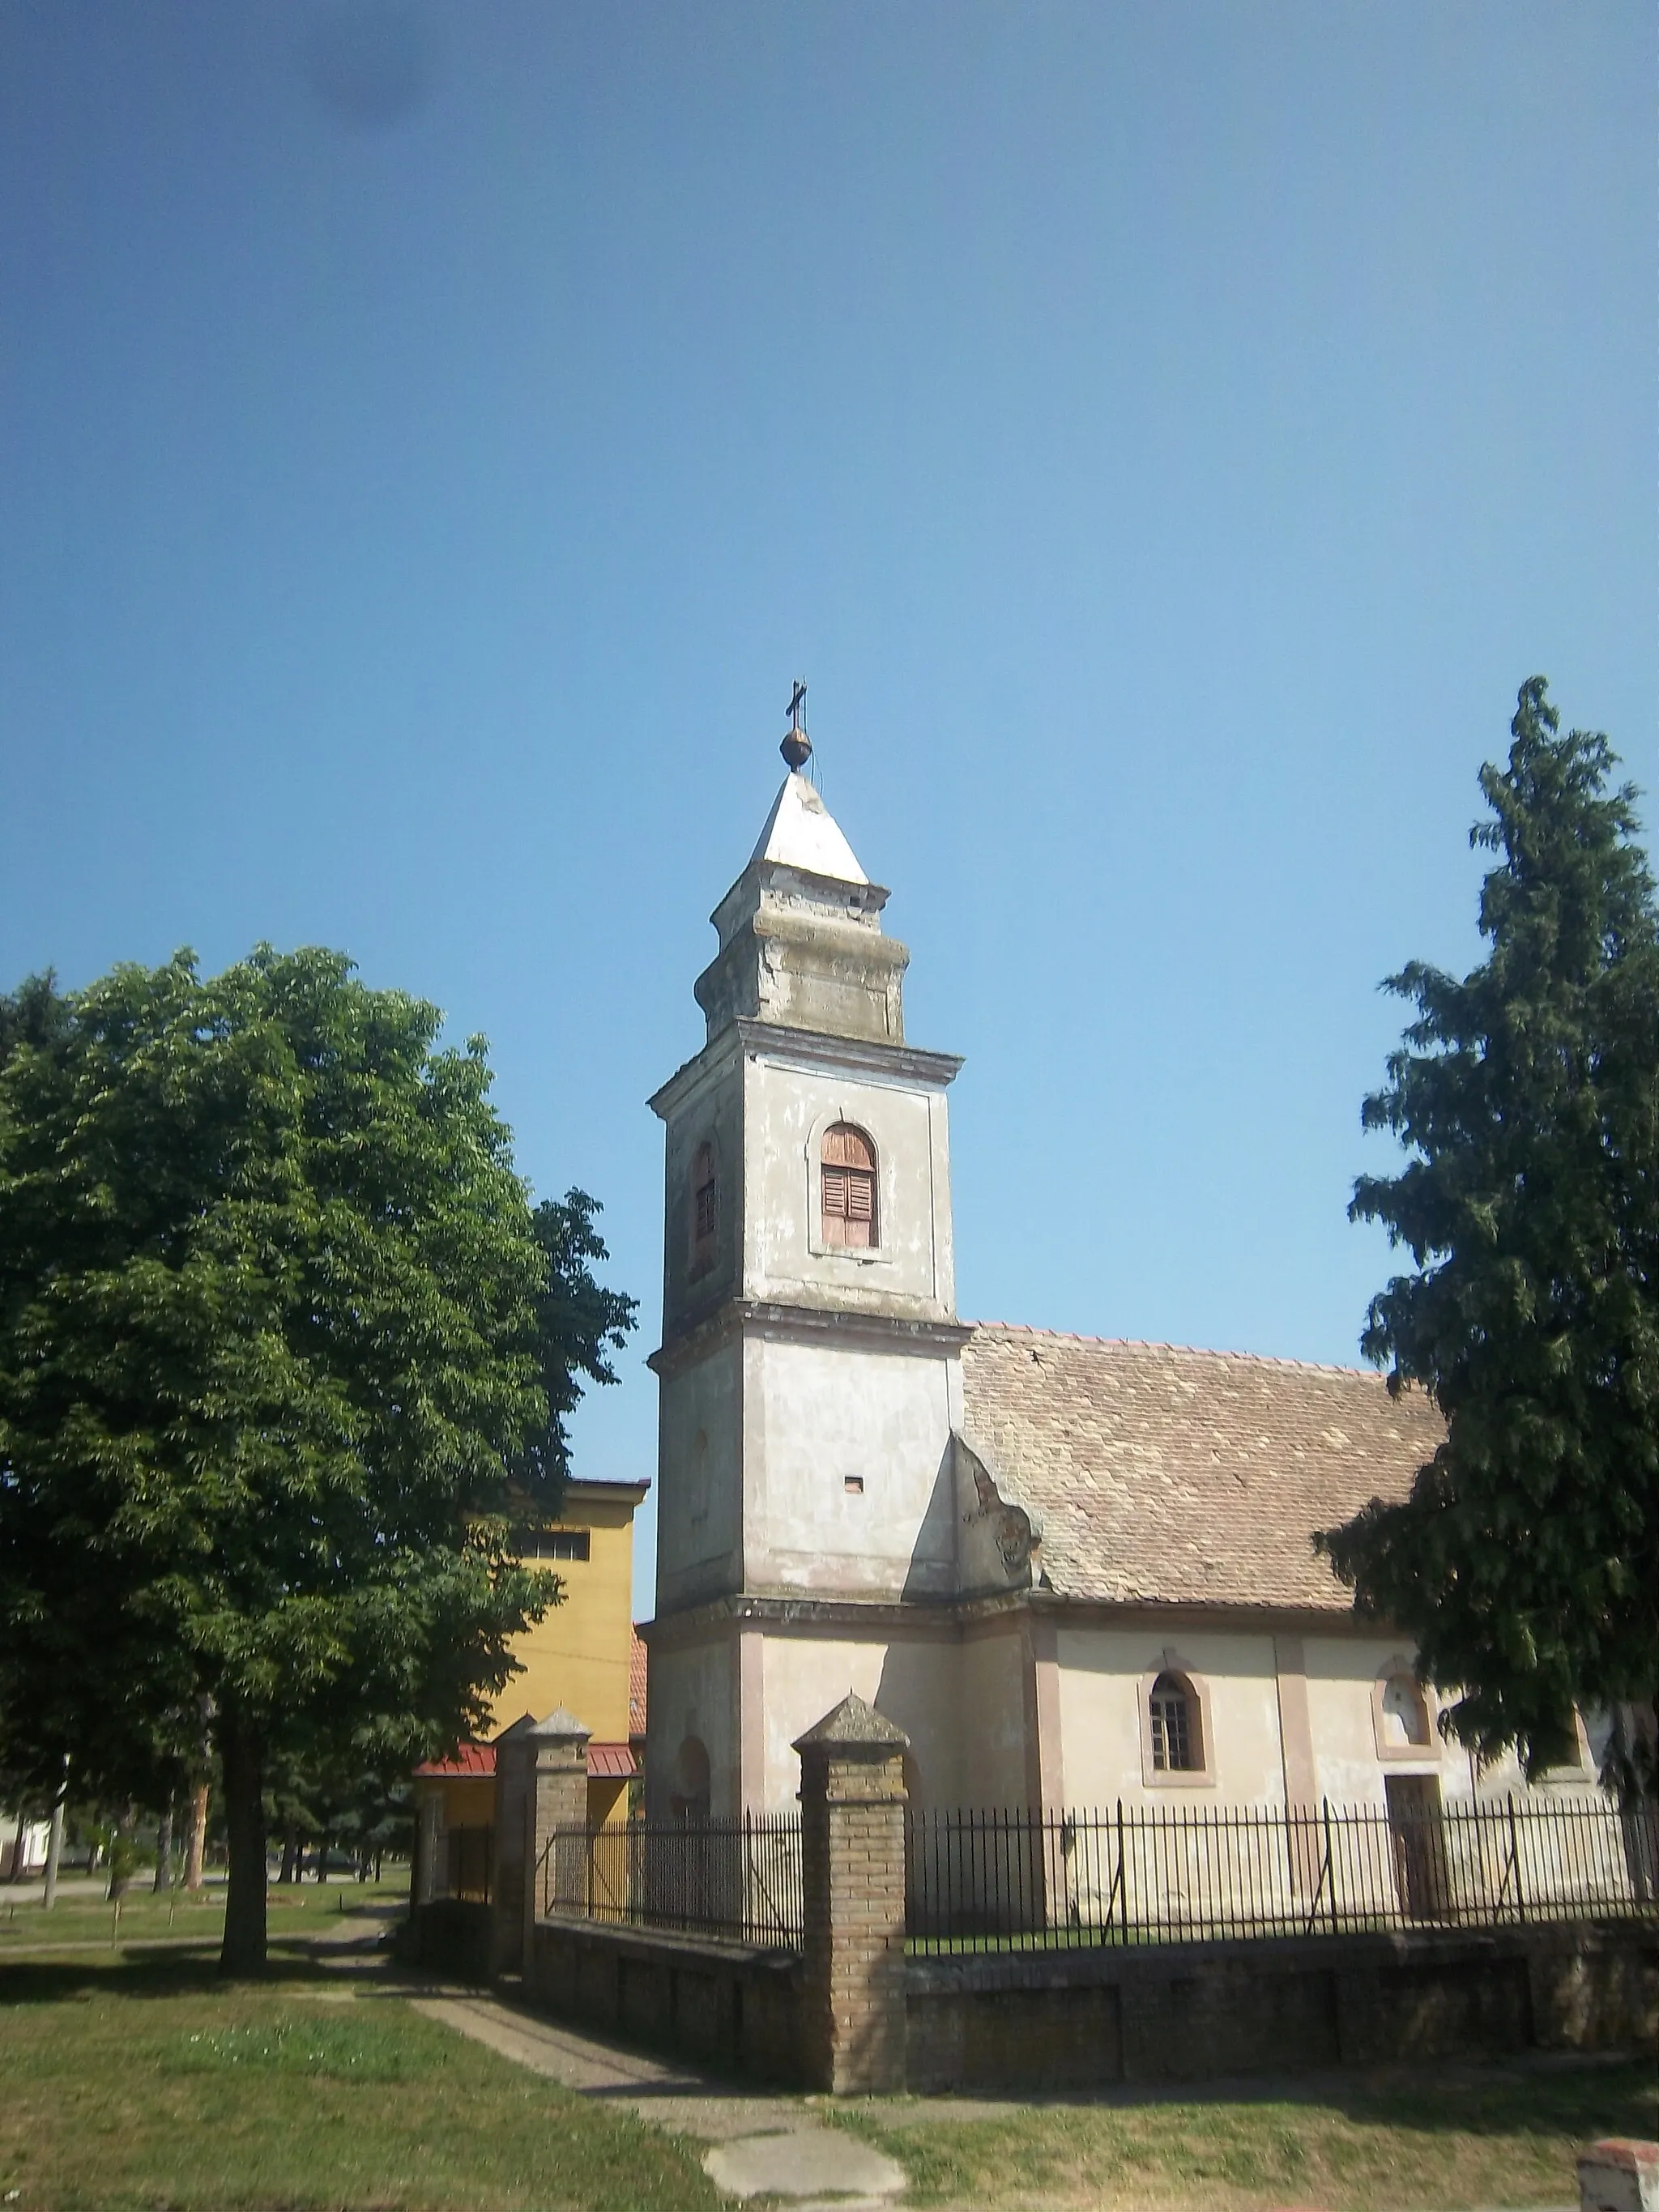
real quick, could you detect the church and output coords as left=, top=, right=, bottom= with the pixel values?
left=638, top=717, right=1603, bottom=1826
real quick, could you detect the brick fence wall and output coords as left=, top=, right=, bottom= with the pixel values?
left=526, top=1914, right=801, bottom=2081
left=906, top=1921, right=1659, bottom=2093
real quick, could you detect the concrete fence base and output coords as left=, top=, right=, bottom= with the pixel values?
left=526, top=1913, right=802, bottom=2081
left=399, top=1897, right=493, bottom=1984
left=399, top=1896, right=1657, bottom=2093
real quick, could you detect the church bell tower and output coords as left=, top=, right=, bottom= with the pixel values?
left=643, top=698, right=969, bottom=1816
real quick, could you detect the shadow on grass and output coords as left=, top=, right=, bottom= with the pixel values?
left=1273, top=2055, right=1657, bottom=2143
left=843, top=2052, right=1657, bottom=2144
left=0, top=1944, right=366, bottom=2005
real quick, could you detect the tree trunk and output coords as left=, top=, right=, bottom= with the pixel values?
left=277, top=1821, right=297, bottom=1885
left=315, top=1836, right=328, bottom=1882
left=107, top=1805, right=135, bottom=1902
left=6, top=1806, right=26, bottom=1883
left=42, top=1759, right=67, bottom=1911
left=219, top=1714, right=267, bottom=1976
left=184, top=1782, right=208, bottom=1890
left=152, top=1805, right=174, bottom=1894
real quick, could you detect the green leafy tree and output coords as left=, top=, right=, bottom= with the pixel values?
left=0, top=946, right=633, bottom=1971
left=1319, top=680, right=1659, bottom=1780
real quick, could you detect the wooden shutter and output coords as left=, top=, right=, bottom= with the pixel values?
left=821, top=1125, right=876, bottom=1249
left=823, top=1126, right=874, bottom=1170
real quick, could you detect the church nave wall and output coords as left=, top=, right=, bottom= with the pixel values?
left=1053, top=1626, right=1285, bottom=1808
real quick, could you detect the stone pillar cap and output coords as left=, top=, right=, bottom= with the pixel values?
left=528, top=1706, right=591, bottom=1741
left=1582, top=2144, right=1659, bottom=2172
left=793, top=1690, right=910, bottom=1754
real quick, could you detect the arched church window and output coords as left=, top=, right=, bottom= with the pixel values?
left=821, top=1123, right=877, bottom=1250
left=1380, top=1673, right=1431, bottom=1748
left=1149, top=1672, right=1201, bottom=1773
left=691, top=1142, right=718, bottom=1274
left=672, top=1736, right=710, bottom=1824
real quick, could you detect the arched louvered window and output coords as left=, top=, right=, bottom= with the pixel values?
left=1380, top=1673, right=1431, bottom=1747
left=1149, top=1671, right=1201, bottom=1773
left=691, top=1141, right=718, bottom=1273
left=821, top=1123, right=877, bottom=1250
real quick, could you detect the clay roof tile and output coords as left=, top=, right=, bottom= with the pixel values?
left=961, top=1324, right=1442, bottom=1611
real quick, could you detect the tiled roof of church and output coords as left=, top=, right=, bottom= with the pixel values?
left=961, top=1323, right=1444, bottom=1612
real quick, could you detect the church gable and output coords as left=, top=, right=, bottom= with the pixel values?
left=960, top=1324, right=1444, bottom=1612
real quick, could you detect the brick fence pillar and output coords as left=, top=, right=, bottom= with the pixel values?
left=489, top=1715, right=536, bottom=1975
left=794, top=1691, right=910, bottom=2095
left=523, top=1708, right=590, bottom=1978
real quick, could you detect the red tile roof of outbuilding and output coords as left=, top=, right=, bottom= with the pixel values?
left=586, top=1742, right=637, bottom=1780
left=414, top=1739, right=637, bottom=1780
left=413, top=1742, right=496, bottom=1779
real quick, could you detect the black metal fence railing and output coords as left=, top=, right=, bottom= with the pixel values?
left=538, top=1814, right=804, bottom=1949
left=438, top=1823, right=493, bottom=1906
left=906, top=1796, right=1659, bottom=1954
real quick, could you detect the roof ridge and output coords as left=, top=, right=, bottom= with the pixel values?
left=966, top=1319, right=1382, bottom=1381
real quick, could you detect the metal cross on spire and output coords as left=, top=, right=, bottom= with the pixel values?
left=781, top=679, right=811, bottom=769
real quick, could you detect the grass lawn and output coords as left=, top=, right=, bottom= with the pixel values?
left=3, top=1916, right=1652, bottom=2212
left=0, top=1876, right=408, bottom=1953
left=0, top=1950, right=723, bottom=2212
left=832, top=2056, right=1658, bottom=2212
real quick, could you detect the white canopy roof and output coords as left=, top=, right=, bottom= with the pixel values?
left=747, top=771, right=869, bottom=885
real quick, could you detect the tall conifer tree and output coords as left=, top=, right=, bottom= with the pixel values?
left=1320, top=680, right=1658, bottom=1780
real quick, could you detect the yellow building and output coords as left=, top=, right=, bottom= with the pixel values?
left=413, top=1477, right=649, bottom=1894
left=491, top=1477, right=647, bottom=1756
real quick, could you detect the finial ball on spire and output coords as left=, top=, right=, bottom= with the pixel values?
left=782, top=678, right=811, bottom=769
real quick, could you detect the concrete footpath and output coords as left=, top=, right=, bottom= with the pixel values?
left=297, top=1912, right=905, bottom=2209
left=405, top=1989, right=906, bottom=2207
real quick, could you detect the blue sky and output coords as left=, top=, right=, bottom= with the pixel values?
left=2, top=2, right=1651, bottom=1613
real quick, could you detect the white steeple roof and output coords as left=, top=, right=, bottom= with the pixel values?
left=747, top=771, right=869, bottom=885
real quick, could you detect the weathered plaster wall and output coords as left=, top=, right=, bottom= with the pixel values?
left=1054, top=1628, right=1285, bottom=1805
left=743, top=1053, right=955, bottom=1319
left=658, top=1040, right=743, bottom=1342
left=1051, top=1625, right=1611, bottom=1814
left=751, top=1630, right=968, bottom=1812
left=646, top=1634, right=739, bottom=1820
left=1303, top=1633, right=1461, bottom=1805
left=746, top=1335, right=958, bottom=1595
left=656, top=1339, right=744, bottom=1613
left=957, top=1622, right=1034, bottom=1807
left=758, top=1633, right=895, bottom=1811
